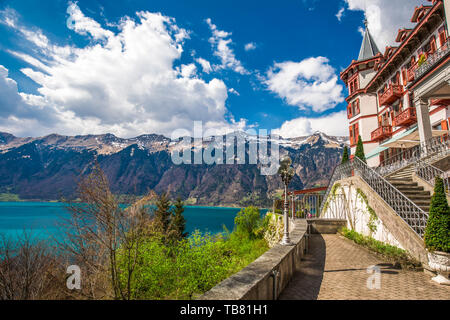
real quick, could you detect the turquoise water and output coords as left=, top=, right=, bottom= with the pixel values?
left=0, top=202, right=267, bottom=241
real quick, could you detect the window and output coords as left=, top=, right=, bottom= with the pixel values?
left=430, top=36, right=437, bottom=53
left=394, top=72, right=400, bottom=85
left=347, top=99, right=360, bottom=118
left=348, top=76, right=359, bottom=95
left=401, top=68, right=407, bottom=86
left=349, top=123, right=360, bottom=145
left=439, top=26, right=447, bottom=47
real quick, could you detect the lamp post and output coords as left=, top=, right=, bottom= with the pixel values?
left=278, top=156, right=295, bottom=246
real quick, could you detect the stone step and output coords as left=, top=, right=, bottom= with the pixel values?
left=394, top=186, right=425, bottom=192
left=409, top=199, right=431, bottom=206
left=389, top=180, right=416, bottom=186
left=406, top=195, right=431, bottom=201
left=390, top=173, right=414, bottom=179
left=400, top=191, right=430, bottom=197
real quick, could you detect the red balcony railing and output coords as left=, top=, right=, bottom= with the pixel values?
left=371, top=125, right=392, bottom=141
left=407, top=63, right=418, bottom=82
left=430, top=98, right=450, bottom=106
left=379, top=84, right=403, bottom=106
left=394, top=107, right=417, bottom=127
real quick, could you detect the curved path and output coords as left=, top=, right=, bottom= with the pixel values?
left=279, top=234, right=450, bottom=300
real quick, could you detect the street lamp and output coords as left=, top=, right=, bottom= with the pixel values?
left=278, top=156, right=295, bottom=245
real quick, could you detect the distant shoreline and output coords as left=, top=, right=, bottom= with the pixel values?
left=0, top=200, right=270, bottom=210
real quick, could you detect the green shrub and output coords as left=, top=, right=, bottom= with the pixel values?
left=117, top=206, right=270, bottom=300
left=424, top=177, right=450, bottom=253
left=354, top=135, right=366, bottom=163
left=234, top=206, right=264, bottom=239
left=339, top=227, right=421, bottom=269
left=341, top=146, right=349, bottom=164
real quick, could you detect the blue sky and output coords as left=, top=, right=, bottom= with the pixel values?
left=0, top=0, right=427, bottom=138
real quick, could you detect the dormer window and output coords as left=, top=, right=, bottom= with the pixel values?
left=411, top=5, right=432, bottom=23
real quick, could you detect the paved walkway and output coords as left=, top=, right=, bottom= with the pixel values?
left=279, top=234, right=450, bottom=300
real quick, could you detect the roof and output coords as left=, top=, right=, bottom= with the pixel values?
left=358, top=22, right=381, bottom=61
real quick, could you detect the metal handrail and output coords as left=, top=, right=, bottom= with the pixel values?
left=352, top=157, right=428, bottom=237
left=318, top=161, right=352, bottom=215
left=376, top=145, right=420, bottom=176
left=320, top=157, right=429, bottom=237
left=376, top=133, right=450, bottom=177
left=415, top=39, right=450, bottom=80
left=415, top=161, right=450, bottom=196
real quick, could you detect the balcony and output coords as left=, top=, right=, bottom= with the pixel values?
left=394, top=107, right=417, bottom=127
left=407, top=63, right=418, bottom=82
left=371, top=125, right=392, bottom=141
left=379, top=84, right=403, bottom=106
left=414, top=40, right=450, bottom=80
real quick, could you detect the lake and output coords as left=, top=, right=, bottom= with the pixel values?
left=0, top=202, right=268, bottom=241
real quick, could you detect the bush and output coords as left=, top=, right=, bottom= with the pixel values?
left=118, top=229, right=268, bottom=300
left=234, top=206, right=264, bottom=239
left=424, top=177, right=450, bottom=253
left=341, top=146, right=349, bottom=164
left=354, top=135, right=366, bottom=163
left=116, top=205, right=270, bottom=300
left=340, top=227, right=421, bottom=270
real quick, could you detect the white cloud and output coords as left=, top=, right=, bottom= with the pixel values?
left=196, top=57, right=212, bottom=73
left=0, top=5, right=247, bottom=138
left=343, top=0, right=428, bottom=49
left=336, top=7, right=345, bottom=22
left=228, top=88, right=240, bottom=96
left=244, top=42, right=257, bottom=51
left=66, top=1, right=114, bottom=40
left=273, top=111, right=348, bottom=138
left=264, top=57, right=344, bottom=112
left=206, top=18, right=248, bottom=75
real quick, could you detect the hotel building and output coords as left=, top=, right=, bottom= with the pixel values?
left=340, top=0, right=450, bottom=168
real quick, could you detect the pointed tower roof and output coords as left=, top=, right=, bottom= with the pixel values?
left=358, top=20, right=380, bottom=61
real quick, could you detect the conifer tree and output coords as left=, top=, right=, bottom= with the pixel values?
left=153, top=193, right=172, bottom=234
left=170, top=197, right=188, bottom=240
left=424, top=177, right=450, bottom=253
left=354, top=135, right=366, bottom=163
left=341, top=146, right=349, bottom=164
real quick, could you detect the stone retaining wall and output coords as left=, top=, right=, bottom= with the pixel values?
left=199, top=219, right=308, bottom=300
left=307, top=219, right=347, bottom=234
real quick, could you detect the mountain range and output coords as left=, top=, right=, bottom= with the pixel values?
left=0, top=131, right=348, bottom=206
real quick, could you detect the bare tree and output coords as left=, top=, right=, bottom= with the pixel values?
left=0, top=232, right=66, bottom=300
left=59, top=164, right=156, bottom=300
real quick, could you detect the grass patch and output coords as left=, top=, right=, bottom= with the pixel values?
left=339, top=227, right=422, bottom=270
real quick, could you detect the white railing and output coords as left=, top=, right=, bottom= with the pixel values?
left=320, top=157, right=429, bottom=237
left=376, top=134, right=450, bottom=177
left=415, top=161, right=450, bottom=196
left=415, top=39, right=450, bottom=80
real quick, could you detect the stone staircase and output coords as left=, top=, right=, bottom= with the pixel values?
left=387, top=165, right=431, bottom=213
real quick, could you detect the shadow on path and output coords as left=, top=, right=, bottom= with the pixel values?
left=278, top=234, right=326, bottom=300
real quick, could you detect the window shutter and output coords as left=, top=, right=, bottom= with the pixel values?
left=356, top=99, right=360, bottom=114
left=441, top=120, right=448, bottom=131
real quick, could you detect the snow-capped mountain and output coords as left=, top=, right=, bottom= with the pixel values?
left=0, top=131, right=348, bottom=206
